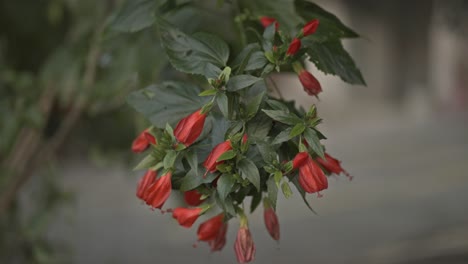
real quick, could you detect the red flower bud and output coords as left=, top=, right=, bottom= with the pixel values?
left=132, top=129, right=155, bottom=153
left=143, top=172, right=172, bottom=209
left=197, top=214, right=224, bottom=241
left=136, top=170, right=156, bottom=200
left=298, top=156, right=328, bottom=194
left=234, top=226, right=256, bottom=263
left=292, top=152, right=309, bottom=169
left=208, top=221, right=228, bottom=252
left=174, top=110, right=207, bottom=146
left=263, top=207, right=280, bottom=241
left=298, top=70, right=322, bottom=96
left=286, top=38, right=301, bottom=56
left=203, top=140, right=233, bottom=173
left=172, top=207, right=203, bottom=228
left=317, top=152, right=352, bottom=180
left=302, top=19, right=319, bottom=36
left=242, top=134, right=248, bottom=145
left=259, top=16, right=279, bottom=30
left=184, top=189, right=204, bottom=206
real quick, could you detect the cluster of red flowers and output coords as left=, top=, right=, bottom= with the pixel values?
left=260, top=16, right=322, bottom=97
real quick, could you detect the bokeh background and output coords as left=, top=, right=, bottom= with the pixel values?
left=1, top=0, right=468, bottom=263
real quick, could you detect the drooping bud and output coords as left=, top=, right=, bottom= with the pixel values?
left=174, top=110, right=207, bottom=146
left=172, top=207, right=203, bottom=228
left=184, top=189, right=204, bottom=206
left=131, top=129, right=156, bottom=153
left=197, top=214, right=224, bottom=241
left=208, top=221, right=228, bottom=252
left=259, top=16, right=279, bottom=30
left=302, top=19, right=319, bottom=36
left=263, top=200, right=280, bottom=241
left=298, top=70, right=322, bottom=97
left=143, top=172, right=172, bottom=209
left=317, top=152, right=353, bottom=180
left=234, top=226, right=256, bottom=263
left=203, top=140, right=233, bottom=173
left=136, top=170, right=156, bottom=200
left=298, top=156, right=328, bottom=194
left=286, top=38, right=301, bottom=56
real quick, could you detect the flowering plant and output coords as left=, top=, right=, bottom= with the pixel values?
left=118, top=0, right=364, bottom=262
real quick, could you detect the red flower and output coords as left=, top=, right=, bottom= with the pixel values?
left=298, top=156, right=328, bottom=194
left=203, top=140, right=232, bottom=173
left=292, top=152, right=309, bottom=169
left=208, top=222, right=228, bottom=252
left=197, top=214, right=224, bottom=241
left=259, top=16, right=279, bottom=30
left=174, top=110, right=207, bottom=146
left=131, top=129, right=156, bottom=153
left=172, top=207, right=202, bottom=228
left=184, top=189, right=204, bottom=206
left=298, top=70, right=322, bottom=97
left=242, top=134, right=248, bottom=145
left=286, top=38, right=301, bottom=56
left=302, top=19, right=319, bottom=36
left=317, top=153, right=353, bottom=180
left=136, top=170, right=156, bottom=200
left=143, top=172, right=172, bottom=209
left=234, top=226, right=256, bottom=263
left=264, top=207, right=280, bottom=241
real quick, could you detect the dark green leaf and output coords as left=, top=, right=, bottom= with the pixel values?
left=126, top=82, right=209, bottom=128
left=133, top=154, right=158, bottom=170
left=267, top=176, right=278, bottom=210
left=250, top=191, right=263, bottom=213
left=238, top=159, right=260, bottom=191
left=291, top=176, right=318, bottom=214
left=226, top=75, right=262, bottom=91
left=262, top=109, right=302, bottom=125
left=245, top=92, right=265, bottom=119
left=204, top=63, right=222, bottom=79
left=217, top=150, right=237, bottom=162
left=256, top=141, right=277, bottom=163
left=110, top=0, right=157, bottom=33
left=294, top=0, right=359, bottom=41
left=163, top=150, right=177, bottom=169
left=231, top=44, right=260, bottom=73
left=263, top=23, right=276, bottom=41
left=217, top=174, right=236, bottom=200
left=157, top=19, right=229, bottom=75
left=290, top=123, right=306, bottom=138
left=303, top=128, right=325, bottom=158
left=246, top=113, right=273, bottom=142
left=272, top=128, right=292, bottom=145
left=240, top=0, right=302, bottom=32
left=180, top=168, right=217, bottom=191
left=245, top=51, right=268, bottom=71
left=304, top=39, right=366, bottom=85
left=216, top=92, right=229, bottom=118
left=266, top=99, right=289, bottom=111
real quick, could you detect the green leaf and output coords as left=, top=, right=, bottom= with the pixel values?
left=217, top=174, right=236, bottom=200
left=226, top=75, right=262, bottom=91
left=110, top=0, right=157, bottom=33
left=303, top=128, right=325, bottom=158
left=231, top=44, right=260, bottom=73
left=290, top=123, right=306, bottom=138
left=267, top=176, right=278, bottom=210
left=204, top=63, right=222, bottom=80
left=291, top=176, right=317, bottom=214
left=294, top=0, right=359, bottom=41
left=281, top=181, right=293, bottom=198
left=246, top=112, right=272, bottom=142
left=199, top=89, right=217, bottom=96
left=217, top=150, right=237, bottom=162
left=245, top=51, right=268, bottom=71
left=272, top=127, right=292, bottom=145
left=163, top=150, right=177, bottom=169
left=157, top=19, right=229, bottom=75
left=266, top=99, right=289, bottom=111
left=262, top=110, right=302, bottom=125
left=240, top=0, right=302, bottom=32
left=245, top=91, right=265, bottom=119
left=133, top=154, right=158, bottom=170
left=126, top=82, right=209, bottom=128
left=250, top=191, right=263, bottom=213
left=216, top=92, right=229, bottom=119
left=304, top=39, right=366, bottom=85
left=180, top=168, right=217, bottom=191
left=238, top=159, right=260, bottom=191
left=256, top=141, right=277, bottom=163
left=263, top=23, right=276, bottom=41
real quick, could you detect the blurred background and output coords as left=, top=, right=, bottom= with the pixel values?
left=1, top=0, right=467, bottom=263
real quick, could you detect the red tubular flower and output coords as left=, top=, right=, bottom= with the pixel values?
left=184, top=189, right=204, bottom=206
left=263, top=207, right=280, bottom=241
left=203, top=140, right=233, bottom=173
left=259, top=16, right=279, bottom=30
left=143, top=172, right=172, bottom=209
left=136, top=170, right=156, bottom=200
left=292, top=152, right=309, bottom=169
left=174, top=110, right=207, bottom=146
left=234, top=226, right=256, bottom=263
left=132, top=129, right=155, bottom=153
left=317, top=153, right=353, bottom=180
left=302, top=19, right=319, bottom=36
left=172, top=207, right=203, bottom=228
left=242, top=134, right=248, bottom=145
left=298, top=70, right=322, bottom=97
left=298, top=156, right=328, bottom=194
left=208, top=222, right=228, bottom=252
left=286, top=38, right=301, bottom=56
left=197, top=214, right=224, bottom=241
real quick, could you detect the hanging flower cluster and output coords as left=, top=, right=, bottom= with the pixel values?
left=125, top=1, right=364, bottom=262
